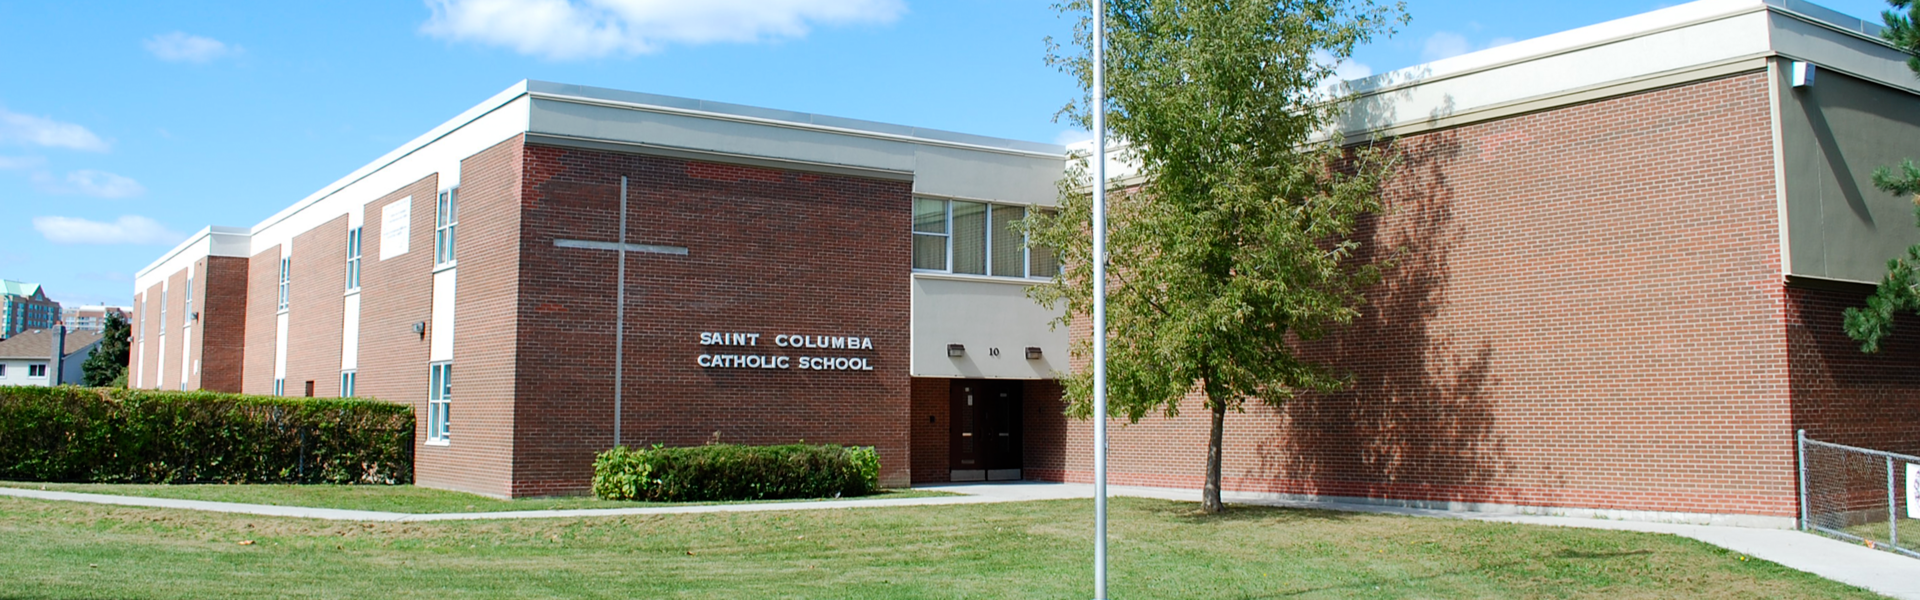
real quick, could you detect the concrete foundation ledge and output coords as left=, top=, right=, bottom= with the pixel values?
left=1094, top=484, right=1800, bottom=530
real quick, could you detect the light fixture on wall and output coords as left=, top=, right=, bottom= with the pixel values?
left=1025, top=347, right=1043, bottom=360
left=947, top=344, right=965, bottom=357
left=413, top=321, right=427, bottom=339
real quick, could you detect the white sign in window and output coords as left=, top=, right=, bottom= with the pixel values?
left=380, top=197, right=412, bottom=261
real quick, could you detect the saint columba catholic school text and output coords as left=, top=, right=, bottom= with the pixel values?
left=132, top=0, right=1920, bottom=526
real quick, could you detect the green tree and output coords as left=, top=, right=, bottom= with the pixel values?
left=82, top=312, right=131, bottom=387
left=1031, top=0, right=1404, bottom=513
left=1842, top=0, right=1920, bottom=351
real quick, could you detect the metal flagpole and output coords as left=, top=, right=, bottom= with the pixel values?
left=615, top=176, right=627, bottom=450
left=1091, top=0, right=1110, bottom=598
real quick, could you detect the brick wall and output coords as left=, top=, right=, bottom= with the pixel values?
left=427, top=136, right=523, bottom=497
left=242, top=246, right=281, bottom=395
left=160, top=269, right=188, bottom=391
left=1785, top=282, right=1920, bottom=456
left=198, top=256, right=249, bottom=392
left=909, top=377, right=949, bottom=483
left=1028, top=72, right=1810, bottom=517
left=510, top=142, right=914, bottom=496
left=356, top=175, right=442, bottom=488
left=287, top=217, right=348, bottom=397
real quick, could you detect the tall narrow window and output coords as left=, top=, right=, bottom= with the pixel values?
left=428, top=362, right=452, bottom=444
left=159, top=290, right=167, bottom=329
left=912, top=197, right=949, bottom=270
left=345, top=227, right=362, bottom=292
left=950, top=201, right=988, bottom=275
left=183, top=276, right=193, bottom=323
left=435, top=188, right=458, bottom=266
left=340, top=370, right=356, bottom=397
left=273, top=378, right=284, bottom=396
left=990, top=205, right=1027, bottom=278
left=277, top=257, right=291, bottom=312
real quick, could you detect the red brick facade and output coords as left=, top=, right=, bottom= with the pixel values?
left=197, top=256, right=249, bottom=393
left=355, top=175, right=446, bottom=487
left=508, top=142, right=914, bottom=496
left=1016, top=71, right=1920, bottom=519
left=286, top=217, right=349, bottom=398
left=241, top=246, right=281, bottom=395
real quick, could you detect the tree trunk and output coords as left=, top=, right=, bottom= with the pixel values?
left=1202, top=396, right=1226, bottom=513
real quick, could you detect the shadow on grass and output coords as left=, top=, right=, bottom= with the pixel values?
left=1555, top=548, right=1653, bottom=559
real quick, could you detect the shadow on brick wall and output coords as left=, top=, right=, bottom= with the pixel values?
left=1264, top=130, right=1514, bottom=504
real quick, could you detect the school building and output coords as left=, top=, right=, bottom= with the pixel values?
left=133, top=0, right=1920, bottom=526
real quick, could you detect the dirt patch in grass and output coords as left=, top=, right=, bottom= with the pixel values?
left=0, top=495, right=1887, bottom=599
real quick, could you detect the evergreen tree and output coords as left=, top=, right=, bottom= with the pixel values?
left=83, top=312, right=131, bottom=387
left=1031, top=0, right=1404, bottom=513
left=1842, top=0, right=1920, bottom=351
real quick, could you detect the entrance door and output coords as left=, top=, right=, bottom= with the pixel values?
left=950, top=379, right=1023, bottom=482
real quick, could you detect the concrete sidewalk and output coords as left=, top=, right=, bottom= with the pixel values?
left=2, top=482, right=1912, bottom=598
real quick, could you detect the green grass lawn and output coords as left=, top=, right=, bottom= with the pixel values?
left=0, top=481, right=949, bottom=514
left=0, top=494, right=1887, bottom=600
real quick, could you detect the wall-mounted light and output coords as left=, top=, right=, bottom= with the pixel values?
left=413, top=321, right=427, bottom=339
left=1025, top=347, right=1043, bottom=360
left=1792, top=61, right=1816, bottom=88
left=947, top=344, right=965, bottom=357
left=190, top=312, right=200, bottom=322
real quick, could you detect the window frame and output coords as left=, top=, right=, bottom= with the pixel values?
left=427, top=362, right=452, bottom=445
left=183, top=276, right=193, bottom=324
left=340, top=369, right=356, bottom=397
left=910, top=196, right=1057, bottom=280
left=434, top=188, right=459, bottom=268
left=28, top=364, right=45, bottom=378
left=273, top=378, right=284, bottom=396
left=345, top=226, right=362, bottom=293
left=277, top=256, right=291, bottom=313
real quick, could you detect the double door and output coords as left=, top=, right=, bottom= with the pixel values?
left=949, top=379, right=1022, bottom=482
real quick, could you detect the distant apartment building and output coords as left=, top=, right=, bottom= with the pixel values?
left=62, top=305, right=131, bottom=333
left=1, top=281, right=61, bottom=340
left=0, top=327, right=100, bottom=387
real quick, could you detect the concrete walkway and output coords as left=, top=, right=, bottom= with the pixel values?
left=2, top=482, right=1913, bottom=598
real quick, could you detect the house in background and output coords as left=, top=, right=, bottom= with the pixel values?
left=62, top=305, right=132, bottom=333
left=0, top=327, right=101, bottom=387
left=0, top=281, right=61, bottom=340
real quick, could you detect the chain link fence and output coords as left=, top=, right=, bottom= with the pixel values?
left=1797, top=430, right=1918, bottom=559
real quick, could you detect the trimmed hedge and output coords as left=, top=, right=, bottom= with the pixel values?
left=593, top=443, right=879, bottom=502
left=0, top=386, right=412, bottom=484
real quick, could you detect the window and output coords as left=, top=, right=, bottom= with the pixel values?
left=29, top=364, right=47, bottom=377
left=428, top=362, right=452, bottom=444
left=340, top=370, right=356, bottom=397
left=273, top=378, right=284, bottom=396
left=277, top=257, right=291, bottom=312
left=435, top=188, right=458, bottom=267
left=159, top=289, right=167, bottom=330
left=911, top=197, right=1060, bottom=279
left=183, top=276, right=193, bottom=323
left=0, top=364, right=7, bottom=376
left=345, top=227, right=362, bottom=292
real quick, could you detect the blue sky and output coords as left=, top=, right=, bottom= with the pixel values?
left=0, top=0, right=1901, bottom=307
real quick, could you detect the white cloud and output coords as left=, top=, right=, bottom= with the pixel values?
left=1054, top=129, right=1094, bottom=146
left=33, top=215, right=183, bottom=245
left=1422, top=31, right=1471, bottom=62
left=0, top=108, right=110, bottom=152
left=421, top=0, right=906, bottom=60
left=144, top=32, right=237, bottom=63
left=60, top=170, right=146, bottom=198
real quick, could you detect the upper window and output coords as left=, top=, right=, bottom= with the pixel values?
left=345, top=227, right=362, bottom=292
left=28, top=364, right=46, bottom=377
left=435, top=188, right=458, bottom=267
left=277, top=257, right=291, bottom=312
left=183, top=276, right=192, bottom=324
left=911, top=197, right=1060, bottom=279
left=159, top=290, right=167, bottom=330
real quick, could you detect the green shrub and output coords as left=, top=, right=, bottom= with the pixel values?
left=0, top=386, right=412, bottom=484
left=593, top=443, right=879, bottom=502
